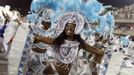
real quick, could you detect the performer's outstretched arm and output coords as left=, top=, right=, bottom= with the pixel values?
left=34, top=34, right=55, bottom=44
left=32, top=48, right=47, bottom=53
left=82, top=42, right=104, bottom=56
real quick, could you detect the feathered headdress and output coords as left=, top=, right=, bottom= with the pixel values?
left=28, top=0, right=115, bottom=37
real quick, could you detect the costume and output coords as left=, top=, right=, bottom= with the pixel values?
left=18, top=8, right=60, bottom=75
left=17, top=0, right=115, bottom=75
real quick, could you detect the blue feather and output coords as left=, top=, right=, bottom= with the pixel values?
left=28, top=0, right=115, bottom=36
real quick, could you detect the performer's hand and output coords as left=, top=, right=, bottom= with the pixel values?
left=56, top=61, right=70, bottom=71
left=34, top=34, right=42, bottom=43
left=93, top=54, right=103, bottom=64
left=100, top=48, right=105, bottom=56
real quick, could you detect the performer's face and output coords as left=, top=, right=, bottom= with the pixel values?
left=65, top=23, right=76, bottom=37
left=41, top=21, right=51, bottom=30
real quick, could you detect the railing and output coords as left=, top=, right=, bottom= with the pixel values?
left=113, top=29, right=134, bottom=36
left=115, top=19, right=134, bottom=23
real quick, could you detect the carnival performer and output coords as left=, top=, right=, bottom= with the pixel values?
left=18, top=0, right=114, bottom=74
left=32, top=12, right=104, bottom=75
left=0, top=6, right=11, bottom=55
left=18, top=8, right=61, bottom=75
left=0, top=5, right=21, bottom=75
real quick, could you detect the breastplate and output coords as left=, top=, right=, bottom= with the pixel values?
left=58, top=40, right=80, bottom=64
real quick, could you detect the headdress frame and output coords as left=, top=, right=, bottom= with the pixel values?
left=57, top=12, right=85, bottom=34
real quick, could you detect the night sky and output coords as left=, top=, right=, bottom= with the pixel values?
left=0, top=0, right=134, bottom=16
